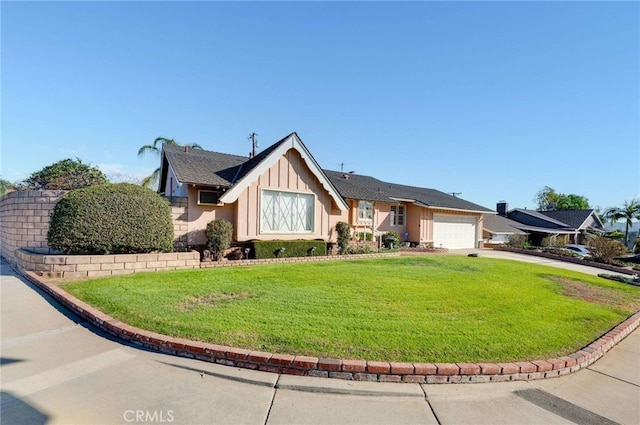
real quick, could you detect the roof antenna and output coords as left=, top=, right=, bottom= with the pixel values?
left=248, top=132, right=258, bottom=158
left=449, top=192, right=462, bottom=197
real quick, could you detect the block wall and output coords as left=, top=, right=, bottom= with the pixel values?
left=0, top=190, right=67, bottom=268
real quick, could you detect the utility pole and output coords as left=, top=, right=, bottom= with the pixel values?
left=248, top=132, right=258, bottom=158
left=340, top=162, right=344, bottom=172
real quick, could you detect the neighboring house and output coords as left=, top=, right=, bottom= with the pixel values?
left=482, top=214, right=528, bottom=246
left=159, top=132, right=493, bottom=249
left=495, top=202, right=604, bottom=245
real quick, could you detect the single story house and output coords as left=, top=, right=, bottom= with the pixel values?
left=496, top=202, right=604, bottom=245
left=159, top=132, right=493, bottom=249
left=482, top=214, right=528, bottom=246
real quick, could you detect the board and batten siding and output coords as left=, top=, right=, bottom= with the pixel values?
left=235, top=149, right=333, bottom=242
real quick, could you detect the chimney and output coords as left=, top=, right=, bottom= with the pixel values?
left=184, top=146, right=189, bottom=153
left=497, top=201, right=508, bottom=216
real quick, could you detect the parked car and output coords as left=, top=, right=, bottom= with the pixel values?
left=564, top=244, right=592, bottom=258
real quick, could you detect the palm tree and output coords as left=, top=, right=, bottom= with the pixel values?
left=603, top=198, right=640, bottom=246
left=138, top=137, right=203, bottom=188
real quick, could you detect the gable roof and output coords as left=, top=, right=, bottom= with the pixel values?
left=538, top=209, right=604, bottom=230
left=325, top=170, right=493, bottom=213
left=507, top=208, right=604, bottom=232
left=161, top=143, right=245, bottom=187
left=161, top=133, right=348, bottom=211
left=160, top=132, right=493, bottom=214
left=508, top=208, right=570, bottom=228
left=219, top=133, right=348, bottom=210
left=483, top=215, right=528, bottom=235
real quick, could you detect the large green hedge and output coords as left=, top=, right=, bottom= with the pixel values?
left=253, top=240, right=327, bottom=259
left=47, top=183, right=174, bottom=254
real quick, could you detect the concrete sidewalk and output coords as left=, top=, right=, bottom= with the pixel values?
left=1, top=259, right=639, bottom=424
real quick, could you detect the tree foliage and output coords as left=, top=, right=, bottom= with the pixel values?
left=22, top=158, right=107, bottom=190
left=603, top=198, right=640, bottom=246
left=586, top=236, right=628, bottom=263
left=0, top=177, right=15, bottom=196
left=138, top=137, right=203, bottom=189
left=47, top=183, right=174, bottom=254
left=534, top=186, right=590, bottom=211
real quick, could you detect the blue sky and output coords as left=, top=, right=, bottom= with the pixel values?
left=2, top=1, right=638, bottom=211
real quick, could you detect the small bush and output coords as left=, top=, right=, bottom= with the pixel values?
left=336, top=222, right=350, bottom=254
left=346, top=244, right=376, bottom=255
left=47, top=183, right=174, bottom=254
left=253, top=240, right=327, bottom=259
left=586, top=236, right=628, bottom=263
left=506, top=234, right=529, bottom=248
left=206, top=219, right=233, bottom=261
left=382, top=231, right=400, bottom=249
left=354, top=232, right=372, bottom=242
left=541, top=236, right=565, bottom=248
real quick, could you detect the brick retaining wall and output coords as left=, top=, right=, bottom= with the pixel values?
left=16, top=249, right=201, bottom=278
left=0, top=190, right=67, bottom=269
left=24, top=271, right=640, bottom=384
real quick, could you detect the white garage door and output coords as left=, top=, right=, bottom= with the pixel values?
left=433, top=214, right=477, bottom=249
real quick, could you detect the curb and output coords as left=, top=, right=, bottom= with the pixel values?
left=24, top=271, right=640, bottom=385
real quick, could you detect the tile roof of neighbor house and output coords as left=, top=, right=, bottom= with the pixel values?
left=163, top=136, right=493, bottom=213
left=483, top=215, right=528, bottom=235
left=538, top=209, right=603, bottom=230
left=324, top=170, right=493, bottom=213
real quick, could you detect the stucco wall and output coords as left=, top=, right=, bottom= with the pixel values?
left=0, top=190, right=67, bottom=268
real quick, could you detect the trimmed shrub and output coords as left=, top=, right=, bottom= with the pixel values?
left=382, top=231, right=400, bottom=249
left=336, top=222, right=350, bottom=254
left=587, top=237, right=628, bottom=264
left=206, top=219, right=233, bottom=261
left=253, top=240, right=327, bottom=259
left=47, top=183, right=174, bottom=254
left=506, top=234, right=529, bottom=248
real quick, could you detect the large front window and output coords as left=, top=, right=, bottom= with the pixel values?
left=261, top=190, right=314, bottom=233
left=358, top=201, right=373, bottom=221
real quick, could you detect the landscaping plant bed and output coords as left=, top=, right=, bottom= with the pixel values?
left=494, top=246, right=637, bottom=275
left=62, top=256, right=640, bottom=363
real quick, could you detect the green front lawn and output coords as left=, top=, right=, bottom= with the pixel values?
left=62, top=256, right=640, bottom=363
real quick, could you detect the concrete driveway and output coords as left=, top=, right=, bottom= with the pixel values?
left=1, top=255, right=639, bottom=425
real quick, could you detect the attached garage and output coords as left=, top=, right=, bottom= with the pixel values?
left=433, top=213, right=477, bottom=249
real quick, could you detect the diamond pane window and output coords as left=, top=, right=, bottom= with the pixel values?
left=261, top=190, right=314, bottom=233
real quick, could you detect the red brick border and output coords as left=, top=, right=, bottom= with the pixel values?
left=24, top=271, right=640, bottom=384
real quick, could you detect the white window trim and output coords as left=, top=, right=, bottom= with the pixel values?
left=197, top=189, right=223, bottom=206
left=390, top=204, right=405, bottom=227
left=358, top=200, right=373, bottom=222
left=259, top=188, right=316, bottom=234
